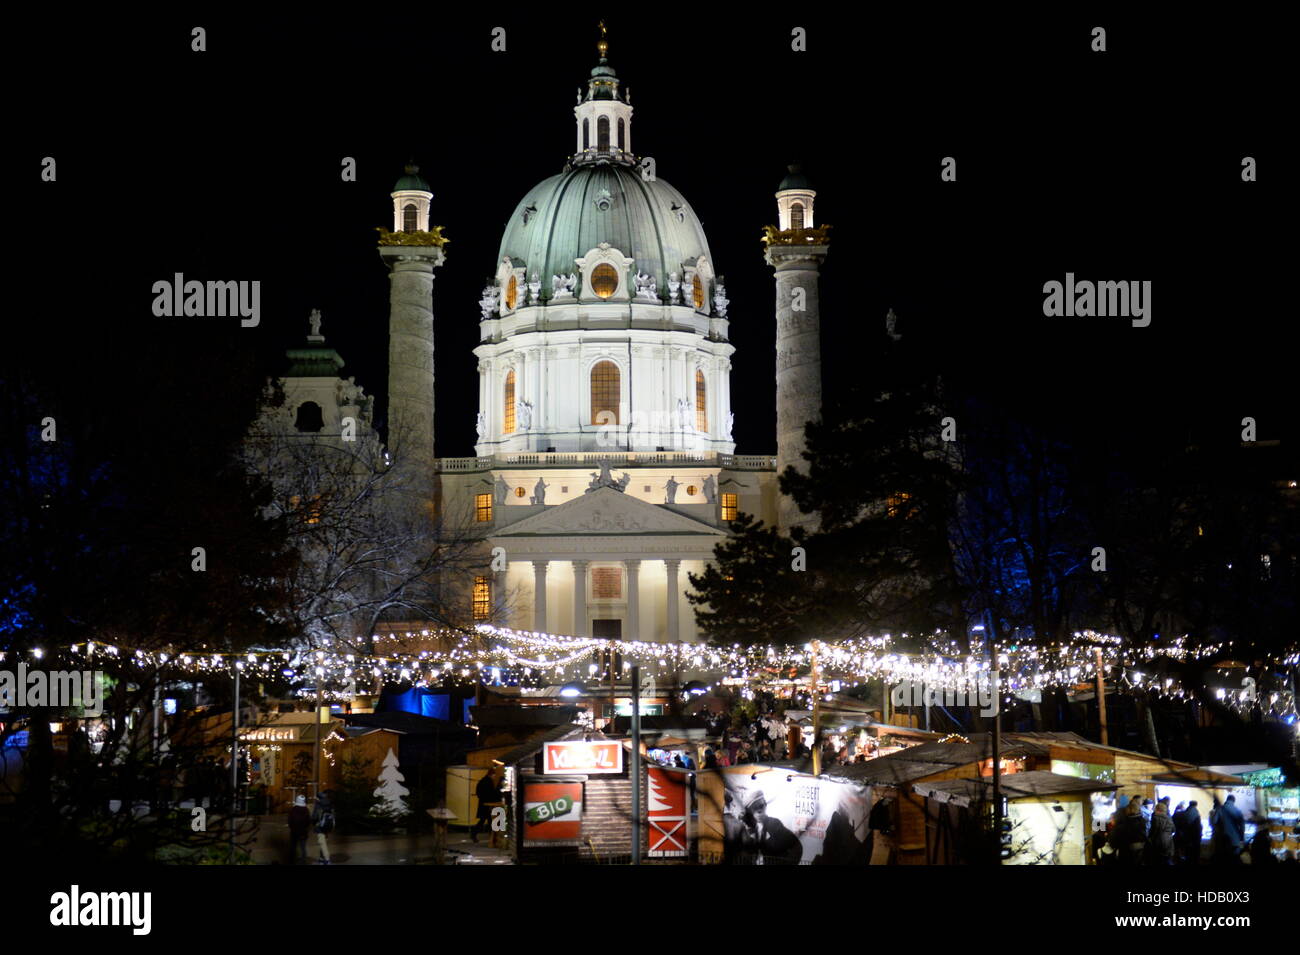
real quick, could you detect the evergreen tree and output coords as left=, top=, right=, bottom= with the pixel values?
left=689, top=317, right=966, bottom=649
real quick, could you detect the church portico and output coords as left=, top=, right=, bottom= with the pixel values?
left=490, top=486, right=723, bottom=644
left=504, top=550, right=711, bottom=645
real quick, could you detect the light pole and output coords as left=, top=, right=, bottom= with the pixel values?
left=229, top=663, right=240, bottom=864
left=630, top=664, right=640, bottom=866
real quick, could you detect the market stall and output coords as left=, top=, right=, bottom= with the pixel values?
left=1245, top=767, right=1300, bottom=861
left=1145, top=768, right=1253, bottom=852
left=914, top=771, right=1119, bottom=865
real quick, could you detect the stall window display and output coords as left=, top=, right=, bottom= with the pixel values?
left=1257, top=786, right=1300, bottom=860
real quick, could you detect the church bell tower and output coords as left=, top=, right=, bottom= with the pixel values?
left=764, top=162, right=830, bottom=535
left=379, top=162, right=446, bottom=513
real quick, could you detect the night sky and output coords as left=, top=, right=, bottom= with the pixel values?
left=15, top=11, right=1293, bottom=458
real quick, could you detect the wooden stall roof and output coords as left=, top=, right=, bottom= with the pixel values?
left=914, top=771, right=1120, bottom=807
left=866, top=723, right=945, bottom=740
left=829, top=759, right=957, bottom=787
left=999, top=731, right=1197, bottom=769
left=1143, top=768, right=1247, bottom=786
left=884, top=736, right=1052, bottom=765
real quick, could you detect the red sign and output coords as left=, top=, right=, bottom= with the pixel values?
left=522, top=782, right=583, bottom=846
left=543, top=740, right=624, bottom=774
left=647, top=767, right=688, bottom=857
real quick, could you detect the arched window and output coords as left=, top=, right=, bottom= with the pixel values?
left=583, top=118, right=589, bottom=150
left=617, top=117, right=625, bottom=150
left=505, top=275, right=518, bottom=310
left=590, top=263, right=619, bottom=299
left=295, top=401, right=324, bottom=433
left=403, top=203, right=418, bottom=232
left=503, top=370, right=516, bottom=434
left=590, top=360, right=620, bottom=425
left=692, top=273, right=705, bottom=310
left=790, top=202, right=805, bottom=230
left=597, top=116, right=610, bottom=153
left=695, top=370, right=708, bottom=432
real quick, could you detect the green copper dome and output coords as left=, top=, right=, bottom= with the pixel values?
left=778, top=162, right=813, bottom=191
left=394, top=161, right=431, bottom=193
left=498, top=163, right=712, bottom=292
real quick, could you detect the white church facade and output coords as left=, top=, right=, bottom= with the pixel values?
left=268, top=32, right=828, bottom=647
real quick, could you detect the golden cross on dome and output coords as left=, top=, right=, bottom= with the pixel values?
left=597, top=20, right=608, bottom=58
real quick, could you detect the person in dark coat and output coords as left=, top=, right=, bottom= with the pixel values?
left=311, top=791, right=335, bottom=864
left=1171, top=802, right=1187, bottom=838
left=1115, top=797, right=1148, bottom=865
left=1212, top=794, right=1246, bottom=864
left=472, top=765, right=504, bottom=846
left=1145, top=801, right=1176, bottom=864
left=287, top=794, right=311, bottom=864
left=1175, top=800, right=1202, bottom=864
left=1248, top=813, right=1274, bottom=865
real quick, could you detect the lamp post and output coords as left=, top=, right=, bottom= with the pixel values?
left=811, top=641, right=822, bottom=777
left=229, top=663, right=240, bottom=864
left=991, top=662, right=1002, bottom=866
left=631, top=664, right=640, bottom=866
left=1094, top=647, right=1109, bottom=746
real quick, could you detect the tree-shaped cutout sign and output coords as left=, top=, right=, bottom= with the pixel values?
left=372, top=748, right=411, bottom=820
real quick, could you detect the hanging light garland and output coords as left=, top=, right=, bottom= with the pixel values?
left=21, top=625, right=1296, bottom=721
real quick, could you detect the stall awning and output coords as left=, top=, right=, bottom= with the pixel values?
left=914, top=771, right=1120, bottom=808
left=1141, top=768, right=1247, bottom=787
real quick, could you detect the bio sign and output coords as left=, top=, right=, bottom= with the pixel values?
left=522, top=782, right=583, bottom=846
left=525, top=794, right=575, bottom=824
left=543, top=740, right=624, bottom=775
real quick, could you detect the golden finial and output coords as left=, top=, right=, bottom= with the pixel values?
left=597, top=19, right=608, bottom=59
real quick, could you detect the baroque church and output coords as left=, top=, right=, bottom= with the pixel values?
left=264, top=31, right=830, bottom=647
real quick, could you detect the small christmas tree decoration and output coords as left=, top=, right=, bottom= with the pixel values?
left=372, top=748, right=411, bottom=820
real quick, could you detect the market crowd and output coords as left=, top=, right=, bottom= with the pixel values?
left=1093, top=792, right=1297, bottom=866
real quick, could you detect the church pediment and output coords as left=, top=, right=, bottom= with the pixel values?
left=495, top=486, right=723, bottom=537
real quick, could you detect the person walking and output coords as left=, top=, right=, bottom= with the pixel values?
left=287, top=794, right=311, bottom=865
left=311, top=791, right=335, bottom=865
left=472, top=765, right=505, bottom=848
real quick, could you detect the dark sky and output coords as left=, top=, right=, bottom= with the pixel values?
left=15, top=10, right=1294, bottom=458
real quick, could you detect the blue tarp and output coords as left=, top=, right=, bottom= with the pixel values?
left=385, top=687, right=455, bottom=722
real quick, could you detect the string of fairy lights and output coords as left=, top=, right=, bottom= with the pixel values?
left=6, top=625, right=1296, bottom=722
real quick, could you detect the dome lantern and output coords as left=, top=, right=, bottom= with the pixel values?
left=391, top=160, right=433, bottom=233
left=775, top=161, right=816, bottom=232
left=574, top=21, right=634, bottom=165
